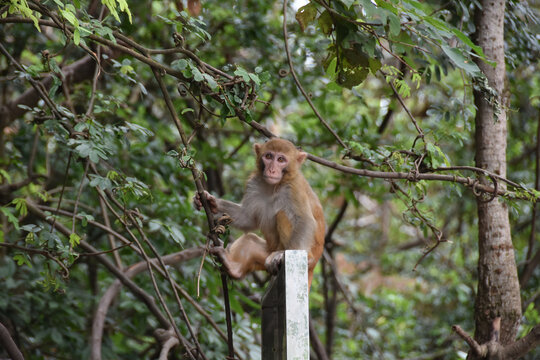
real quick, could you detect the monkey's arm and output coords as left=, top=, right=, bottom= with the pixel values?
left=194, top=190, right=258, bottom=231
left=277, top=189, right=317, bottom=251
left=215, top=198, right=258, bottom=231
left=287, top=213, right=317, bottom=251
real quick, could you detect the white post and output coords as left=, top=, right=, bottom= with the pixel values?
left=262, top=250, right=309, bottom=360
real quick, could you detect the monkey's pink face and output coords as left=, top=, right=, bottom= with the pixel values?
left=262, top=151, right=289, bottom=185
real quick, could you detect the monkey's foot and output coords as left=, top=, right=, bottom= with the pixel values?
left=208, top=245, right=245, bottom=279
left=265, top=251, right=284, bottom=275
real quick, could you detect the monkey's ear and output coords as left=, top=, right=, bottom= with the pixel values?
left=297, top=151, right=307, bottom=164
left=254, top=143, right=262, bottom=157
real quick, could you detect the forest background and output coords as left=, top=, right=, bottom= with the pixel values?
left=0, top=0, right=539, bottom=359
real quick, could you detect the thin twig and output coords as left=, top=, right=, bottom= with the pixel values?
left=50, top=152, right=72, bottom=233
left=0, top=242, right=70, bottom=276
left=70, top=161, right=90, bottom=251
left=452, top=325, right=487, bottom=357
left=382, top=69, right=424, bottom=138
left=282, top=0, right=347, bottom=149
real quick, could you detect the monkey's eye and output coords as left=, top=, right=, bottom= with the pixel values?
left=264, top=153, right=273, bottom=160
left=277, top=156, right=287, bottom=163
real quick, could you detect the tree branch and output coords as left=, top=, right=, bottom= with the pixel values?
left=503, top=323, right=540, bottom=359
left=452, top=325, right=487, bottom=357
left=0, top=321, right=23, bottom=360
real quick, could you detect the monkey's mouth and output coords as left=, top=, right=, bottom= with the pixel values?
left=264, top=175, right=281, bottom=184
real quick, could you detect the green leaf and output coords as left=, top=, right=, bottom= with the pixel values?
left=426, top=143, right=450, bottom=168
left=337, top=67, right=369, bottom=89
left=73, top=28, right=80, bottom=45
left=369, top=58, right=382, bottom=74
left=0, top=169, right=12, bottom=183
left=450, top=28, right=486, bottom=59
left=102, top=0, right=132, bottom=23
left=165, top=224, right=185, bottom=245
left=387, top=13, right=401, bottom=36
left=324, top=57, right=338, bottom=78
left=124, top=122, right=154, bottom=137
left=248, top=73, right=261, bottom=86
left=245, top=108, right=253, bottom=122
left=423, top=16, right=452, bottom=37
left=60, top=8, right=79, bottom=27
left=295, top=3, right=318, bottom=32
left=234, top=67, right=251, bottom=82
left=78, top=213, right=95, bottom=227
left=191, top=67, right=204, bottom=82
left=13, top=253, right=32, bottom=267
left=172, top=59, right=189, bottom=71
left=88, top=174, right=113, bottom=190
left=440, top=44, right=482, bottom=77
left=202, top=73, right=219, bottom=90
left=359, top=0, right=379, bottom=17
left=1, top=207, right=20, bottom=231
left=69, top=233, right=81, bottom=247
left=318, top=10, right=333, bottom=36
left=11, top=198, right=28, bottom=217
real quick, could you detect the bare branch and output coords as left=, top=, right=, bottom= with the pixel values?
left=0, top=321, right=23, bottom=360
left=452, top=325, right=487, bottom=357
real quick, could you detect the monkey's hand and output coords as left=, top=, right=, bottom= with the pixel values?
left=209, top=244, right=227, bottom=257
left=265, top=251, right=284, bottom=275
left=193, top=190, right=218, bottom=214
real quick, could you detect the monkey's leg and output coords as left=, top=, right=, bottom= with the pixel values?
left=212, top=233, right=268, bottom=279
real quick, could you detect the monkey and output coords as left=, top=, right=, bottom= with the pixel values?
left=194, top=138, right=325, bottom=288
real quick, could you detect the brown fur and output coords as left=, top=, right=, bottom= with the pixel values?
left=276, top=210, right=293, bottom=247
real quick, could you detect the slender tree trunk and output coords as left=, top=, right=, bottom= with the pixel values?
left=471, top=0, right=522, bottom=352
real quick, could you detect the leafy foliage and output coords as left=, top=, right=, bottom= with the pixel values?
left=0, top=0, right=539, bottom=359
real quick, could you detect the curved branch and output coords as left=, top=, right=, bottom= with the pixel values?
left=155, top=328, right=180, bottom=360
left=241, top=118, right=533, bottom=200
left=91, top=248, right=204, bottom=360
left=453, top=320, right=540, bottom=359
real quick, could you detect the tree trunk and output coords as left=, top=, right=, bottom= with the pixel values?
left=471, top=0, right=522, bottom=353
